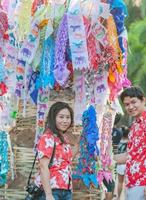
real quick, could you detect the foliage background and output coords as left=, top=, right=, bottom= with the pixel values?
left=125, top=0, right=146, bottom=94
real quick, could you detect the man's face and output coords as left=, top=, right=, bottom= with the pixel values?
left=123, top=96, right=145, bottom=118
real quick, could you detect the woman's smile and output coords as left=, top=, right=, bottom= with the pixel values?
left=56, top=108, right=71, bottom=132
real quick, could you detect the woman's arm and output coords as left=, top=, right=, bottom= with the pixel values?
left=39, top=157, right=54, bottom=200
left=113, top=152, right=128, bottom=164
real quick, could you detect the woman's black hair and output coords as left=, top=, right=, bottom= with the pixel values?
left=120, top=86, right=144, bottom=103
left=45, top=102, right=74, bottom=143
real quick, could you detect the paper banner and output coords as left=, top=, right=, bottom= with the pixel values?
left=74, top=72, right=86, bottom=125
left=99, top=107, right=116, bottom=169
left=35, top=87, right=50, bottom=145
left=67, top=0, right=89, bottom=70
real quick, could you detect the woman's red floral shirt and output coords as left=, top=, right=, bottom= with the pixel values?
left=35, top=129, right=73, bottom=190
left=126, top=111, right=146, bottom=187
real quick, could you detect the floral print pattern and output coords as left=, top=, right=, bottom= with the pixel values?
left=36, top=129, right=73, bottom=190
left=126, top=111, right=146, bottom=187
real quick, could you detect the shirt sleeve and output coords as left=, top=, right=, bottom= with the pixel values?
left=37, top=133, right=55, bottom=160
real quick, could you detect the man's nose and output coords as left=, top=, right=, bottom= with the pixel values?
left=128, top=104, right=133, bottom=109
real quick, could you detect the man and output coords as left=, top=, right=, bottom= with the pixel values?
left=114, top=86, right=146, bottom=200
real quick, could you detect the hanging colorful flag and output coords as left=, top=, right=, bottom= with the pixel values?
left=67, top=0, right=89, bottom=70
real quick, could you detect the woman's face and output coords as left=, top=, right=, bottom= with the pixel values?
left=55, top=108, right=72, bottom=132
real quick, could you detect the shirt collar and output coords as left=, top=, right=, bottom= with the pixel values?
left=135, top=110, right=146, bottom=123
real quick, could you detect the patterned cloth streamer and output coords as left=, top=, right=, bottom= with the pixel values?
left=67, top=0, right=89, bottom=70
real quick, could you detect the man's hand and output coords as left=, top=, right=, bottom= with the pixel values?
left=113, top=153, right=127, bottom=164
left=144, top=187, right=146, bottom=200
left=46, top=193, right=54, bottom=200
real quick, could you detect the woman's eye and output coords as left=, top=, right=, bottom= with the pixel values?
left=59, top=116, right=64, bottom=118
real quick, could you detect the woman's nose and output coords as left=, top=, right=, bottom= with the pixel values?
left=63, top=117, right=68, bottom=122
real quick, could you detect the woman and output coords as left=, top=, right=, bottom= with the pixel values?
left=35, top=102, right=77, bottom=200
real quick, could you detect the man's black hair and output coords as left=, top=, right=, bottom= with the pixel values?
left=45, top=102, right=74, bottom=143
left=120, top=86, right=144, bottom=103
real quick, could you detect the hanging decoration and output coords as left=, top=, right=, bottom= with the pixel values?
left=31, top=0, right=48, bottom=16
left=0, top=4, right=8, bottom=45
left=0, top=0, right=130, bottom=187
left=74, top=71, right=86, bottom=125
left=54, top=13, right=70, bottom=86
left=35, top=87, right=50, bottom=145
left=67, top=0, right=89, bottom=70
left=36, top=36, right=55, bottom=89
left=0, top=131, right=9, bottom=186
left=94, top=71, right=109, bottom=126
left=97, top=107, right=116, bottom=185
left=14, top=0, right=32, bottom=42
left=0, top=4, right=8, bottom=97
left=73, top=105, right=99, bottom=188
